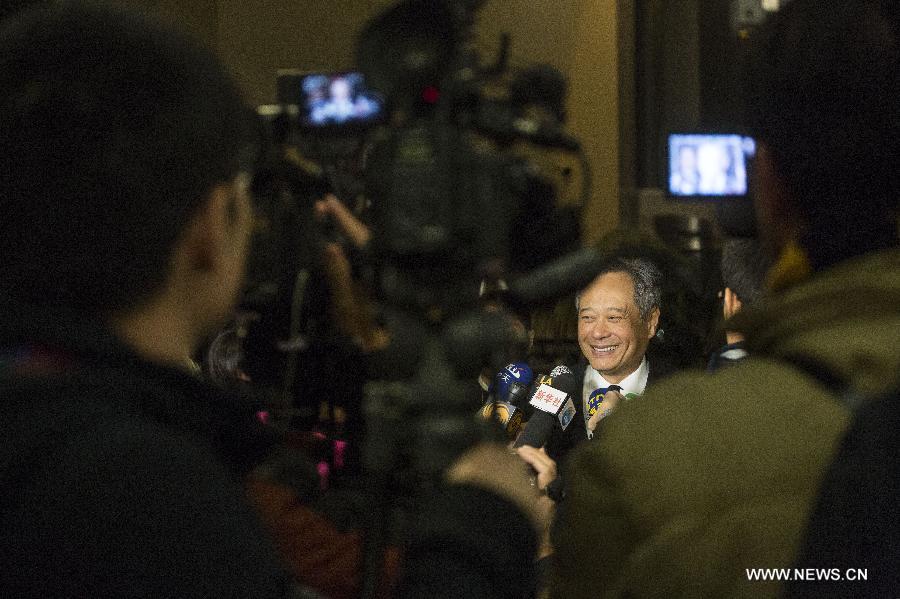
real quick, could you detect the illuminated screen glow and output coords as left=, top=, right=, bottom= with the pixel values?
left=668, top=134, right=756, bottom=197
left=299, top=72, right=384, bottom=126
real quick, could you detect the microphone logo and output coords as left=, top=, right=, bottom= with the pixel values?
left=480, top=402, right=524, bottom=439
left=529, top=384, right=568, bottom=413
left=549, top=365, right=573, bottom=378
left=557, top=398, right=576, bottom=430
left=494, top=363, right=533, bottom=401
left=587, top=388, right=606, bottom=416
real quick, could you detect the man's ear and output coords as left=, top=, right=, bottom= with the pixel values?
left=723, top=287, right=743, bottom=320
left=646, top=306, right=660, bottom=339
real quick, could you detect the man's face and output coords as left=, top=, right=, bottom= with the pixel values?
left=577, top=271, right=659, bottom=383
left=214, top=172, right=254, bottom=323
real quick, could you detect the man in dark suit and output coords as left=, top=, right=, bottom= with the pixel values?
left=545, top=256, right=672, bottom=465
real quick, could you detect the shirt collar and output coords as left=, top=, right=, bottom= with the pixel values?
left=583, top=356, right=649, bottom=399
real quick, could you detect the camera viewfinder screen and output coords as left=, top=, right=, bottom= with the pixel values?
left=300, top=72, right=384, bottom=127
left=668, top=134, right=756, bottom=197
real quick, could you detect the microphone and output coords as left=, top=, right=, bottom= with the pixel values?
left=479, top=363, right=533, bottom=440
left=491, top=362, right=534, bottom=404
left=479, top=400, right=525, bottom=440
left=508, top=247, right=606, bottom=307
left=514, top=366, right=580, bottom=448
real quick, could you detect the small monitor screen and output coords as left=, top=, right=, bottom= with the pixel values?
left=667, top=133, right=756, bottom=197
left=299, top=72, right=384, bottom=127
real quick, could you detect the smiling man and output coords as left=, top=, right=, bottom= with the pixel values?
left=544, top=256, right=670, bottom=465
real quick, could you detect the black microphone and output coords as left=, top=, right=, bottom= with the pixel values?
left=514, top=366, right=580, bottom=448
left=508, top=247, right=606, bottom=307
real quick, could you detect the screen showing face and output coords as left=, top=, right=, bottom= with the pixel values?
left=300, top=72, right=384, bottom=127
left=668, top=134, right=756, bottom=197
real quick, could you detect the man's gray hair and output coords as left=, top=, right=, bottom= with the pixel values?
left=575, top=257, right=663, bottom=322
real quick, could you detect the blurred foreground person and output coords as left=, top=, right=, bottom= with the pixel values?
left=788, top=381, right=900, bottom=598
left=552, top=1, right=899, bottom=596
left=0, top=4, right=293, bottom=597
left=0, top=4, right=545, bottom=598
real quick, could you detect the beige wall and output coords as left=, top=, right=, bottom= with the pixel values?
left=123, top=0, right=624, bottom=243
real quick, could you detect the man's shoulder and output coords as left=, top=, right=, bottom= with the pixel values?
left=2, top=377, right=231, bottom=491
left=579, top=356, right=851, bottom=479
left=0, top=368, right=234, bottom=482
left=645, top=353, right=680, bottom=387
left=639, top=357, right=850, bottom=418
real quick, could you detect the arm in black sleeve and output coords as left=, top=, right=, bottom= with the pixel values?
left=2, top=419, right=292, bottom=598
left=397, top=485, right=538, bottom=599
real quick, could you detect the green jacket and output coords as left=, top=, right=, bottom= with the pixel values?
left=552, top=249, right=900, bottom=598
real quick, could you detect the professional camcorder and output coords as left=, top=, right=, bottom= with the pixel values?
left=237, top=3, right=595, bottom=595
left=241, top=0, right=588, bottom=429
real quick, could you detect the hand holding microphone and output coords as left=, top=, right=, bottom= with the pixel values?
left=446, top=443, right=549, bottom=534
left=515, top=445, right=558, bottom=492
left=315, top=193, right=371, bottom=249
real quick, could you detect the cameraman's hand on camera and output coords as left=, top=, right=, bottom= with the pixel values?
left=321, top=242, right=389, bottom=353
left=446, top=443, right=549, bottom=535
left=315, top=193, right=371, bottom=249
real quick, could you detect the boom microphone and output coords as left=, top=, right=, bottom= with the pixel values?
left=508, top=247, right=606, bottom=307
left=514, top=366, right=580, bottom=448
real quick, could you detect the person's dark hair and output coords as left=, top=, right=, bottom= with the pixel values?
left=575, top=257, right=663, bottom=323
left=0, top=2, right=258, bottom=315
left=745, top=0, right=899, bottom=269
left=0, top=0, right=46, bottom=23
left=720, top=238, right=769, bottom=307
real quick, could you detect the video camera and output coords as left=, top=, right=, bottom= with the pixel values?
left=238, top=3, right=592, bottom=595
left=240, top=0, right=588, bottom=427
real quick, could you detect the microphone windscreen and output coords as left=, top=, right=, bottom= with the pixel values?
left=492, top=362, right=533, bottom=401
left=479, top=401, right=524, bottom=441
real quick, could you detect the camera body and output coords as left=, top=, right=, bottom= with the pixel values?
left=240, top=1, right=584, bottom=477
